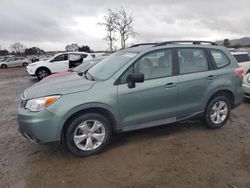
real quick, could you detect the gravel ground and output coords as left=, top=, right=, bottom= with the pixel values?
left=0, top=67, right=250, bottom=188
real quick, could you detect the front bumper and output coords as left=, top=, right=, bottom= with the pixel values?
left=18, top=107, right=62, bottom=143
left=26, top=67, right=36, bottom=76
left=243, top=82, right=250, bottom=99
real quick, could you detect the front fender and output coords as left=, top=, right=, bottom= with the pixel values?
left=57, top=102, right=121, bottom=138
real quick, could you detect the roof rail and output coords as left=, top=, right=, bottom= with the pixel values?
left=154, top=40, right=217, bottom=47
left=129, top=43, right=158, bottom=48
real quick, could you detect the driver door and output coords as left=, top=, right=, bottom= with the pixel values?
left=49, top=54, right=69, bottom=72
left=117, top=49, right=178, bottom=130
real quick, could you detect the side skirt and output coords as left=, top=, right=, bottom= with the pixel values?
left=121, top=111, right=204, bottom=132
left=122, top=117, right=176, bottom=132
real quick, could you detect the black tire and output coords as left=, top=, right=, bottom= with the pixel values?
left=204, top=95, right=231, bottom=129
left=65, top=113, right=112, bottom=157
left=36, top=68, right=50, bottom=80
left=22, top=62, right=28, bottom=67
left=1, top=64, right=7, bottom=69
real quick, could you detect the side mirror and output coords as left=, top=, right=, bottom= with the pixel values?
left=126, top=73, right=144, bottom=88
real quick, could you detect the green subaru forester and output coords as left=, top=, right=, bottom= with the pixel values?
left=18, top=41, right=244, bottom=156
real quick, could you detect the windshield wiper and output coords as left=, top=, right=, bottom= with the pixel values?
left=86, top=71, right=94, bottom=81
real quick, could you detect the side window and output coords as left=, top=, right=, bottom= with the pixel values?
left=211, top=50, right=230, bottom=68
left=69, top=54, right=82, bottom=61
left=119, top=49, right=173, bottom=83
left=178, top=48, right=208, bottom=74
left=51, top=54, right=68, bottom=62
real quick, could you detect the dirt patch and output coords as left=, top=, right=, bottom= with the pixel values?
left=0, top=67, right=250, bottom=188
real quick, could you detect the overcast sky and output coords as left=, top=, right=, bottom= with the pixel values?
left=0, top=0, right=249, bottom=51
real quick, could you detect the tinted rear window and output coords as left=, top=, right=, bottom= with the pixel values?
left=233, top=54, right=250, bottom=63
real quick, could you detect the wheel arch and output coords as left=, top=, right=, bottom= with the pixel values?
left=60, top=106, right=119, bottom=143
left=35, top=66, right=51, bottom=75
left=206, top=89, right=235, bottom=109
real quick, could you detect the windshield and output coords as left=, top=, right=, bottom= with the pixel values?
left=73, top=59, right=100, bottom=73
left=88, top=51, right=137, bottom=80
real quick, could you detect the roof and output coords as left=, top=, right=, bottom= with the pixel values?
left=231, top=51, right=249, bottom=55
left=122, top=41, right=226, bottom=53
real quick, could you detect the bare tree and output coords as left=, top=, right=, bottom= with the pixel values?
left=10, top=42, right=25, bottom=54
left=115, top=8, right=135, bottom=49
left=98, top=9, right=118, bottom=52
left=65, top=43, right=79, bottom=52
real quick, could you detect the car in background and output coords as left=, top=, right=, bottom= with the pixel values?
left=243, top=73, right=250, bottom=99
left=42, top=58, right=102, bottom=82
left=0, top=56, right=30, bottom=69
left=231, top=52, right=250, bottom=74
left=26, top=52, right=93, bottom=80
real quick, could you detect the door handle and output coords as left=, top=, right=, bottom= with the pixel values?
left=207, top=75, right=216, bottom=80
left=165, top=83, right=177, bottom=88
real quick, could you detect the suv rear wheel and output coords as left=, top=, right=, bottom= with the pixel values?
left=65, top=113, right=112, bottom=156
left=204, top=95, right=231, bottom=129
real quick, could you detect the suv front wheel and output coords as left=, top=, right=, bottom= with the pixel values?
left=65, top=113, right=112, bottom=156
left=204, top=95, right=231, bottom=129
left=36, top=68, right=50, bottom=80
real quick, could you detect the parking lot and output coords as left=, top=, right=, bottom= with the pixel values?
left=0, top=67, right=250, bottom=188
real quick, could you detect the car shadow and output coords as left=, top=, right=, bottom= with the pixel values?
left=35, top=120, right=206, bottom=159
left=107, top=120, right=205, bottom=150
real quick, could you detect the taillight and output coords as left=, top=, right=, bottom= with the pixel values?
left=234, top=67, right=244, bottom=80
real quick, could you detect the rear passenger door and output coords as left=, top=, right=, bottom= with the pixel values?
left=176, top=48, right=213, bottom=117
left=117, top=49, right=178, bottom=129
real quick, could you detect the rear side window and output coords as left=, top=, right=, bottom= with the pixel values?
left=233, top=54, right=250, bottom=63
left=177, top=48, right=208, bottom=74
left=51, top=54, right=68, bottom=62
left=211, top=50, right=230, bottom=68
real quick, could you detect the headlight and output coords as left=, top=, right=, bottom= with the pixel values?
left=25, top=95, right=60, bottom=112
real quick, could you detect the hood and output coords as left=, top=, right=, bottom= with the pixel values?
left=28, top=60, right=48, bottom=66
left=42, top=71, right=74, bottom=81
left=24, top=73, right=94, bottom=99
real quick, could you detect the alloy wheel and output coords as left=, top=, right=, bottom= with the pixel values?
left=210, top=101, right=228, bottom=124
left=38, top=69, right=48, bottom=79
left=73, top=120, right=106, bottom=151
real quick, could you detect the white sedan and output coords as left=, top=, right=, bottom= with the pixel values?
left=0, top=56, right=30, bottom=68
left=26, top=52, right=93, bottom=80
